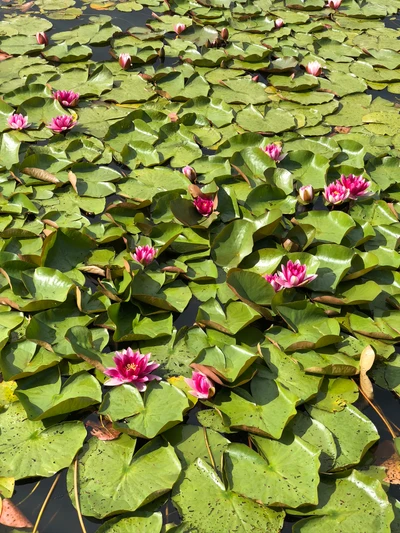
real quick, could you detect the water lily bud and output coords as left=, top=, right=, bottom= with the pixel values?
left=305, top=60, right=322, bottom=77
left=275, top=18, right=284, bottom=29
left=299, top=185, right=314, bottom=203
left=158, top=46, right=165, bottom=59
left=184, top=371, right=215, bottom=399
left=326, top=0, right=341, bottom=8
left=193, top=196, right=214, bottom=217
left=119, top=53, right=131, bottom=70
left=182, top=166, right=197, bottom=181
left=252, top=75, right=259, bottom=82
left=168, top=112, right=179, bottom=122
left=174, top=23, right=186, bottom=35
left=221, top=27, right=229, bottom=40
left=36, top=32, right=48, bottom=46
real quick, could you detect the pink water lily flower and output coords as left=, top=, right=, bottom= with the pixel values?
left=323, top=181, right=350, bottom=205
left=306, top=61, right=322, bottom=76
left=326, top=0, right=341, bottom=8
left=104, top=348, right=161, bottom=391
left=275, top=18, right=284, bottom=28
left=7, top=113, right=29, bottom=130
left=182, top=165, right=196, bottom=181
left=263, top=273, right=281, bottom=292
left=194, top=196, right=214, bottom=217
left=263, top=143, right=283, bottom=161
left=53, top=90, right=79, bottom=108
left=174, top=23, right=186, bottom=34
left=275, top=260, right=317, bottom=289
left=48, top=115, right=76, bottom=133
left=339, top=174, right=371, bottom=200
left=184, top=371, right=215, bottom=399
left=36, top=32, right=48, bottom=46
left=132, top=245, right=156, bottom=266
left=119, top=53, right=131, bottom=70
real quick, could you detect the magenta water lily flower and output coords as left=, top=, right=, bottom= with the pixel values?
left=323, top=181, right=350, bottom=205
left=339, top=174, right=371, bottom=200
left=53, top=90, right=79, bottom=108
left=174, top=23, right=186, bottom=34
left=299, top=184, right=314, bottom=203
left=7, top=113, right=29, bottom=130
left=48, top=115, right=76, bottom=133
left=132, top=245, right=156, bottom=266
left=263, top=143, right=283, bottom=161
left=36, top=32, right=48, bottom=46
left=184, top=371, right=215, bottom=399
left=193, top=196, right=214, bottom=217
left=263, top=273, right=281, bottom=292
left=306, top=61, right=322, bottom=76
left=104, top=348, right=161, bottom=391
left=275, top=18, right=284, bottom=28
left=326, top=0, right=341, bottom=8
left=182, top=165, right=196, bottom=181
left=275, top=260, right=317, bottom=290
left=119, top=53, right=131, bottom=70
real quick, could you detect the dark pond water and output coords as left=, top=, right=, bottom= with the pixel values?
left=0, top=2, right=399, bottom=532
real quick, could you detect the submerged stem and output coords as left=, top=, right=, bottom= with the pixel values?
left=74, top=456, right=88, bottom=533
left=355, top=380, right=397, bottom=439
left=32, top=473, right=61, bottom=533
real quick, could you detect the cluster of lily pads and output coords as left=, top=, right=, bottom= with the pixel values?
left=0, top=0, right=400, bottom=531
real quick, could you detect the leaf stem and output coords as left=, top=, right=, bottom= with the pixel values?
left=203, top=426, right=216, bottom=470
left=32, top=473, right=61, bottom=533
left=74, top=456, right=88, bottom=533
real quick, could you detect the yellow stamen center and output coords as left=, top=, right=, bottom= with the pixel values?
left=126, top=363, right=137, bottom=372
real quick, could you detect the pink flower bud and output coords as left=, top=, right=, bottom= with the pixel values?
left=339, top=174, right=371, bottom=200
left=252, top=75, right=259, bottom=82
left=263, top=143, right=283, bottom=161
left=52, top=90, right=79, bottom=108
left=182, top=166, right=197, bottom=181
left=193, top=196, right=214, bottom=217
left=184, top=371, right=215, bottom=399
left=47, top=115, right=76, bottom=133
left=306, top=61, right=322, bottom=77
left=7, top=113, right=29, bottom=130
left=119, top=53, right=131, bottom=70
left=326, top=0, right=341, bottom=8
left=174, top=23, right=186, bottom=35
left=131, top=245, right=157, bottom=266
left=221, top=27, right=229, bottom=40
left=275, top=18, right=284, bottom=28
left=299, top=185, right=314, bottom=203
left=323, top=181, right=350, bottom=205
left=168, top=112, right=179, bottom=122
left=36, top=32, right=48, bottom=46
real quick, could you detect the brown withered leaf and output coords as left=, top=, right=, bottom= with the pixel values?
left=0, top=499, right=33, bottom=528
left=375, top=441, right=400, bottom=484
left=86, top=419, right=122, bottom=441
left=334, top=126, right=352, bottom=134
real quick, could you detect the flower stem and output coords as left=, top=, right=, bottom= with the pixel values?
left=74, top=457, right=88, bottom=533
